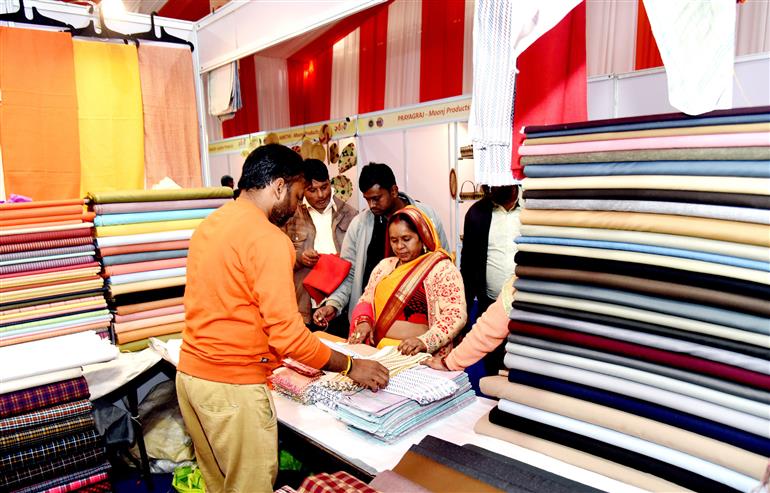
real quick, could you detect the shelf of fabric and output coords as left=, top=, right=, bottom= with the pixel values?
left=475, top=106, right=770, bottom=493
left=87, top=187, right=232, bottom=351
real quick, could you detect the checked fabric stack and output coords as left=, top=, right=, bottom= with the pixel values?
left=88, top=187, right=232, bottom=351
left=476, top=107, right=770, bottom=493
left=0, top=343, right=116, bottom=493
left=1, top=200, right=111, bottom=347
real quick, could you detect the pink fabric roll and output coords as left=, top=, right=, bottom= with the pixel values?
left=113, top=312, right=185, bottom=334
left=518, top=132, right=770, bottom=156
left=113, top=304, right=184, bottom=323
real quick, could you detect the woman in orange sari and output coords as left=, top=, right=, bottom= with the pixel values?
left=348, top=206, right=466, bottom=357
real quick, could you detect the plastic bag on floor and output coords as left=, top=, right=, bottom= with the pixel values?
left=130, top=380, right=194, bottom=463
left=173, top=463, right=206, bottom=493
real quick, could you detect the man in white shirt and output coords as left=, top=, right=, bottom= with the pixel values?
left=283, top=159, right=357, bottom=336
left=460, top=185, right=520, bottom=374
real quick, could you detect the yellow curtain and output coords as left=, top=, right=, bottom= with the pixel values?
left=73, top=40, right=145, bottom=195
left=0, top=27, right=81, bottom=200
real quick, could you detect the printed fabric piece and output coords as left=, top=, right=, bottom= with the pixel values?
left=297, top=470, right=378, bottom=493
left=0, top=429, right=101, bottom=472
left=0, top=446, right=105, bottom=491
left=0, top=413, right=94, bottom=452
left=383, top=367, right=461, bottom=405
left=10, top=462, right=111, bottom=493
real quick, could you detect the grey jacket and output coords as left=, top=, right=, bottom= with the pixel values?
left=325, top=192, right=448, bottom=320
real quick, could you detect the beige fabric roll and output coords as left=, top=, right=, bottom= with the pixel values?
left=519, top=209, right=770, bottom=247
left=522, top=175, right=770, bottom=196
left=519, top=225, right=770, bottom=262
left=108, top=276, right=186, bottom=296
left=480, top=376, right=767, bottom=480
left=473, top=413, right=692, bottom=493
left=514, top=291, right=768, bottom=347
left=524, top=122, right=770, bottom=145
left=516, top=243, right=770, bottom=285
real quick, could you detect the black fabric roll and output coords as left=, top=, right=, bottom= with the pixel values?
left=110, top=285, right=185, bottom=306
left=521, top=188, right=770, bottom=209
left=513, top=251, right=770, bottom=300
left=488, top=407, right=739, bottom=493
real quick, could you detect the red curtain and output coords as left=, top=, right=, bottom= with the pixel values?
left=222, top=56, right=259, bottom=138
left=511, top=1, right=587, bottom=181
left=634, top=1, right=663, bottom=70
left=419, top=0, right=465, bottom=102
left=288, top=1, right=393, bottom=126
left=358, top=5, right=389, bottom=114
left=157, top=0, right=210, bottom=22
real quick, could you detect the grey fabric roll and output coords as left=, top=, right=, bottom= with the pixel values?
left=0, top=245, right=95, bottom=263
left=509, top=334, right=770, bottom=405
left=514, top=278, right=770, bottom=335
left=524, top=198, right=770, bottom=225
left=101, top=249, right=189, bottom=266
left=519, top=146, right=770, bottom=165
left=508, top=308, right=770, bottom=375
left=502, top=354, right=770, bottom=438
left=413, top=436, right=600, bottom=493
left=504, top=342, right=769, bottom=418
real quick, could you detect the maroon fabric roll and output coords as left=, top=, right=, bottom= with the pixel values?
left=0, top=256, right=94, bottom=275
left=0, top=228, right=92, bottom=246
left=508, top=320, right=770, bottom=391
left=0, top=236, right=93, bottom=254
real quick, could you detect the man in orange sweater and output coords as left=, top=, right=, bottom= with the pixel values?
left=177, top=144, right=388, bottom=493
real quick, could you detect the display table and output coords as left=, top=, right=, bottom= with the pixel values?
left=146, top=338, right=644, bottom=492
left=273, top=392, right=646, bottom=493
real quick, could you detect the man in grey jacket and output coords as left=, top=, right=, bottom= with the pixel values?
left=313, top=162, right=448, bottom=328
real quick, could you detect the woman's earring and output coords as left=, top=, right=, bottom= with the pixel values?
left=422, top=245, right=428, bottom=254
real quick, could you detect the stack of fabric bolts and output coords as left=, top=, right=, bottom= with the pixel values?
left=0, top=200, right=111, bottom=346
left=0, top=321, right=118, bottom=493
left=475, top=106, right=770, bottom=493
left=87, top=187, right=232, bottom=351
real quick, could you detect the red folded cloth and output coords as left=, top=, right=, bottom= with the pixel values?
left=302, top=254, right=351, bottom=304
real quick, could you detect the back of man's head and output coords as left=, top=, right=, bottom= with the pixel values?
left=304, top=159, right=330, bottom=183
left=238, top=144, right=304, bottom=191
left=359, top=162, right=396, bottom=193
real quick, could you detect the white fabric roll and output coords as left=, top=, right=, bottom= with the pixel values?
left=503, top=354, right=770, bottom=438
left=95, top=229, right=194, bottom=248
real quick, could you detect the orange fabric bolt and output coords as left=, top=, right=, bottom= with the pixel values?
left=0, top=211, right=94, bottom=227
left=103, top=257, right=187, bottom=277
left=116, top=321, right=185, bottom=344
left=0, top=27, right=81, bottom=200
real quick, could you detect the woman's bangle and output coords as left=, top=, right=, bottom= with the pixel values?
left=354, top=315, right=373, bottom=327
left=340, top=355, right=353, bottom=377
left=440, top=356, right=449, bottom=370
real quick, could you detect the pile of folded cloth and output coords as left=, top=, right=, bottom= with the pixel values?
left=476, top=106, right=769, bottom=493
left=0, top=331, right=117, bottom=492
left=87, top=187, right=232, bottom=351
left=1, top=199, right=112, bottom=347
left=370, top=435, right=601, bottom=493
left=333, top=367, right=474, bottom=443
left=272, top=346, right=475, bottom=443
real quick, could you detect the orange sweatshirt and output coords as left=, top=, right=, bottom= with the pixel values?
left=178, top=199, right=331, bottom=384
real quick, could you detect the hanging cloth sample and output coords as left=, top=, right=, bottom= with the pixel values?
left=73, top=40, right=145, bottom=195
left=0, top=27, right=81, bottom=200
left=468, top=0, right=584, bottom=185
left=137, top=44, right=202, bottom=188
left=642, top=0, right=736, bottom=115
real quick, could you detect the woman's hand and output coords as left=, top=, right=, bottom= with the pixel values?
left=421, top=356, right=449, bottom=371
left=398, top=337, right=427, bottom=356
left=349, top=322, right=373, bottom=344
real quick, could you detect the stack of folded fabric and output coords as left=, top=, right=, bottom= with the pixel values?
left=0, top=332, right=117, bottom=492
left=0, top=200, right=112, bottom=346
left=333, top=368, right=474, bottom=443
left=377, top=435, right=600, bottom=493
left=476, top=107, right=770, bottom=493
left=87, top=188, right=232, bottom=351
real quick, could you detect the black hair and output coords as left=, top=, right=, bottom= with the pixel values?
left=359, top=162, right=396, bottom=193
left=220, top=175, right=234, bottom=186
left=238, top=144, right=304, bottom=191
left=303, top=159, right=330, bottom=183
left=389, top=214, right=419, bottom=235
